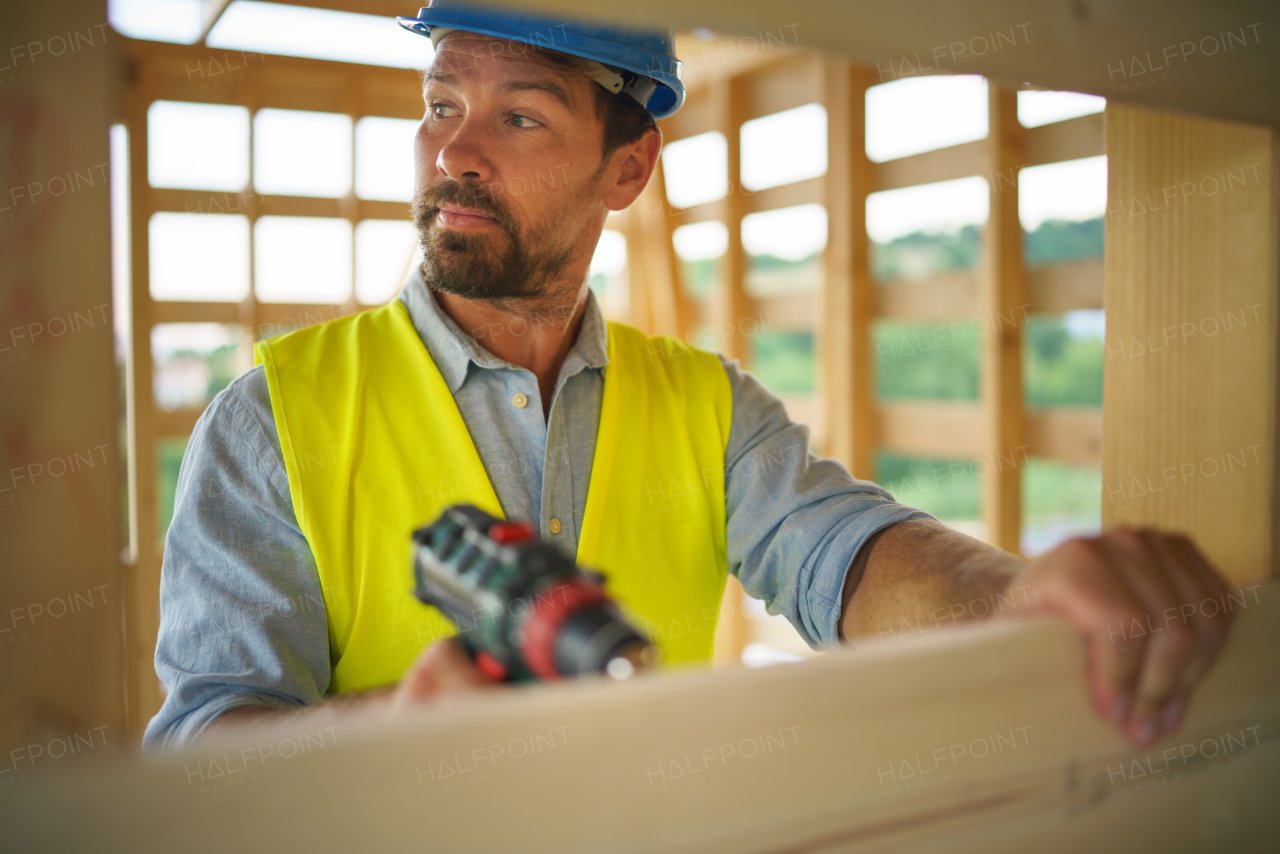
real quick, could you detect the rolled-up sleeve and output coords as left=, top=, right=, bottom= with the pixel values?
left=721, top=357, right=931, bottom=649
left=143, top=367, right=331, bottom=751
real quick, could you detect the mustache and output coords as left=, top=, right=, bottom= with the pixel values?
left=412, top=181, right=516, bottom=233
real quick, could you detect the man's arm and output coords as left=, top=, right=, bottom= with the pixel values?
left=145, top=367, right=334, bottom=749
left=150, top=367, right=499, bottom=749
left=203, top=639, right=495, bottom=739
left=717, top=357, right=932, bottom=647
left=841, top=519, right=1236, bottom=747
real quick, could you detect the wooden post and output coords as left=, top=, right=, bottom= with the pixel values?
left=980, top=87, right=1027, bottom=553
left=1103, top=105, right=1278, bottom=584
left=124, top=73, right=165, bottom=734
left=711, top=74, right=751, bottom=365
left=634, top=156, right=688, bottom=339
left=822, top=60, right=876, bottom=479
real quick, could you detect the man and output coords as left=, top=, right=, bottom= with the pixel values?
left=145, top=2, right=1235, bottom=751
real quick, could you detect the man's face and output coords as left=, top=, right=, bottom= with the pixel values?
left=413, top=32, right=612, bottom=306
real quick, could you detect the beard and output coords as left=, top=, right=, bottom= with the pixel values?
left=412, top=176, right=592, bottom=313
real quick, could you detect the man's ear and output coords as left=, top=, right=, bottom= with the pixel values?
left=601, top=128, right=662, bottom=212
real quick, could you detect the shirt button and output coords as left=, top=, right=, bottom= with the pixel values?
left=512, top=393, right=528, bottom=409
left=549, top=518, right=562, bottom=534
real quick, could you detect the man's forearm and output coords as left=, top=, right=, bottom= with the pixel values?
left=196, top=688, right=393, bottom=747
left=193, top=638, right=497, bottom=748
left=839, top=518, right=1026, bottom=641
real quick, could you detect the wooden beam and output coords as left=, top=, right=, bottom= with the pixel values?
left=878, top=402, right=1101, bottom=468
left=1026, top=257, right=1104, bottom=312
left=877, top=271, right=980, bottom=320
left=124, top=72, right=164, bottom=736
left=981, top=87, right=1028, bottom=553
left=151, top=301, right=240, bottom=324
left=1027, top=408, right=1104, bottom=467
left=878, top=400, right=985, bottom=460
left=872, top=139, right=985, bottom=193
left=1024, top=111, right=1104, bottom=166
left=676, top=32, right=804, bottom=97
left=743, top=176, right=822, bottom=216
left=7, top=583, right=1279, bottom=851
left=154, top=409, right=202, bottom=439
left=661, top=84, right=713, bottom=142
left=711, top=74, right=752, bottom=364
left=1103, top=104, right=1278, bottom=585
left=877, top=258, right=1103, bottom=320
left=665, top=108, right=1103, bottom=225
left=482, top=0, right=1280, bottom=130
left=123, top=38, right=424, bottom=120
left=634, top=157, right=689, bottom=339
left=740, top=54, right=824, bottom=122
left=822, top=60, right=876, bottom=478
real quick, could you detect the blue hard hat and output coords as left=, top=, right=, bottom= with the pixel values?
left=396, top=2, right=684, bottom=118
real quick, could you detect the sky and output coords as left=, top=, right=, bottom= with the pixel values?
left=111, top=0, right=1108, bottom=307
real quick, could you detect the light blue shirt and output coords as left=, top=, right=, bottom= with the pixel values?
left=144, top=271, right=929, bottom=749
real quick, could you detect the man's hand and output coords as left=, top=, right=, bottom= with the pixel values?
left=389, top=638, right=501, bottom=715
left=1009, top=527, right=1235, bottom=746
left=199, top=638, right=501, bottom=743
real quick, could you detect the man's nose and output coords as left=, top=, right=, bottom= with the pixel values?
left=436, top=121, right=494, bottom=185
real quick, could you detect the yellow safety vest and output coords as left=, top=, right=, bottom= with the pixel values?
left=254, top=300, right=732, bottom=693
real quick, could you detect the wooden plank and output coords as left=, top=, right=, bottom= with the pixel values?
left=712, top=75, right=752, bottom=364
left=257, top=194, right=344, bottom=219
left=486, top=0, right=1280, bottom=130
left=980, top=87, right=1027, bottom=554
left=877, top=271, right=979, bottom=320
left=741, top=54, right=823, bottom=123
left=660, top=85, right=713, bottom=142
left=744, top=177, right=821, bottom=215
left=879, top=402, right=1101, bottom=468
left=1027, top=408, right=1103, bottom=467
left=1024, top=111, right=1104, bottom=166
left=872, top=139, right=985, bottom=193
left=149, top=188, right=408, bottom=223
left=878, top=401, right=985, bottom=459
left=822, top=60, right=877, bottom=478
left=878, top=259, right=1104, bottom=320
left=151, top=301, right=242, bottom=324
left=1103, top=104, right=1277, bottom=585
left=676, top=32, right=804, bottom=96
left=622, top=199, right=655, bottom=333
left=756, top=294, right=819, bottom=330
left=623, top=177, right=815, bottom=230
left=1026, top=257, right=1103, bottom=312
left=124, top=71, right=165, bottom=736
left=6, top=583, right=1278, bottom=852
left=124, top=38, right=423, bottom=119
left=154, top=409, right=202, bottom=439
left=640, top=157, right=689, bottom=338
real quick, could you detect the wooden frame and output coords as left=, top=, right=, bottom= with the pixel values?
left=119, top=34, right=1117, bottom=706
left=636, top=55, right=1108, bottom=564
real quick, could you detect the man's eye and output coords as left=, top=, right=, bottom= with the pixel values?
left=510, top=114, right=541, bottom=128
left=432, top=103, right=458, bottom=118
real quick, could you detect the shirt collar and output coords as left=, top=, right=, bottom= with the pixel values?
left=396, top=268, right=610, bottom=395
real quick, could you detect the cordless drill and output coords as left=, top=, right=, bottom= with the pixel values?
left=410, top=504, right=655, bottom=682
